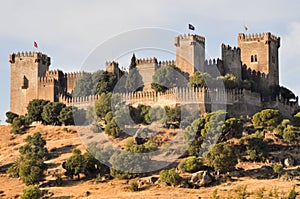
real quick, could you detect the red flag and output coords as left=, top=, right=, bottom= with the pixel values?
left=34, top=41, right=38, bottom=48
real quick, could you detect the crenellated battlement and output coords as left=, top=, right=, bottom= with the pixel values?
left=38, top=76, right=56, bottom=84
left=174, top=33, right=205, bottom=47
left=221, top=44, right=240, bottom=53
left=9, top=51, right=51, bottom=66
left=238, top=32, right=280, bottom=43
left=59, top=94, right=100, bottom=107
left=136, top=57, right=158, bottom=65
left=64, top=71, right=87, bottom=79
left=158, top=60, right=176, bottom=67
left=105, top=61, right=119, bottom=67
left=205, top=58, right=219, bottom=66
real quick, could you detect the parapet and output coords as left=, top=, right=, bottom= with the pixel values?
left=65, top=71, right=87, bottom=79
left=136, top=57, right=158, bottom=65
left=46, top=69, right=64, bottom=78
left=9, top=51, right=51, bottom=66
left=238, top=32, right=280, bottom=45
left=221, top=44, right=240, bottom=54
left=38, top=76, right=55, bottom=84
left=158, top=60, right=176, bottom=67
left=204, top=58, right=220, bottom=66
left=105, top=61, right=119, bottom=67
left=174, top=33, right=205, bottom=46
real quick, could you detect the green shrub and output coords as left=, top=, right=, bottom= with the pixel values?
left=129, top=182, right=139, bottom=192
left=256, top=187, right=266, bottom=199
left=5, top=111, right=19, bottom=124
left=55, top=175, right=63, bottom=186
left=21, top=185, right=41, bottom=199
left=287, top=185, right=298, bottom=199
left=234, top=185, right=249, bottom=199
left=159, top=168, right=181, bottom=186
left=252, top=109, right=282, bottom=130
left=283, top=125, right=300, bottom=143
left=178, top=156, right=202, bottom=173
left=246, top=136, right=268, bottom=162
left=11, top=115, right=30, bottom=134
left=206, top=143, right=237, bottom=173
left=272, top=164, right=283, bottom=178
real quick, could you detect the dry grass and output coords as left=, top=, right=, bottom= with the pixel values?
left=0, top=125, right=299, bottom=199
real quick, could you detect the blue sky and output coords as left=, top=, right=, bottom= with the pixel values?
left=0, top=0, right=300, bottom=123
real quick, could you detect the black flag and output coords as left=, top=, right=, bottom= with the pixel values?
left=188, top=24, right=195, bottom=31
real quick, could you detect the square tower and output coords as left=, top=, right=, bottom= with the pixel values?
left=238, top=32, right=280, bottom=87
left=9, top=52, right=51, bottom=115
left=174, top=34, right=205, bottom=75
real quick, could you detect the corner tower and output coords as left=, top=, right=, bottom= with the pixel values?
left=9, top=52, right=51, bottom=115
left=238, top=32, right=280, bottom=87
left=174, top=34, right=205, bottom=75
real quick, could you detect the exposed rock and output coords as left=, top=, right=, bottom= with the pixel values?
left=148, top=176, right=159, bottom=184
left=177, top=179, right=189, bottom=188
left=284, top=156, right=295, bottom=167
left=199, top=171, right=213, bottom=186
left=189, top=170, right=213, bottom=187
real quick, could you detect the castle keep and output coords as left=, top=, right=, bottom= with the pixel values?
left=9, top=32, right=298, bottom=117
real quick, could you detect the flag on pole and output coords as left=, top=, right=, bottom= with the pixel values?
left=244, top=25, right=248, bottom=32
left=188, top=24, right=195, bottom=31
left=34, top=41, right=38, bottom=48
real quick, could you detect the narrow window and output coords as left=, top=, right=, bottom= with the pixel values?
left=22, top=75, right=28, bottom=89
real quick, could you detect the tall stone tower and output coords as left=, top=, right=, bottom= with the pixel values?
left=9, top=52, right=51, bottom=115
left=238, top=32, right=280, bottom=87
left=221, top=44, right=242, bottom=80
left=174, top=34, right=205, bottom=75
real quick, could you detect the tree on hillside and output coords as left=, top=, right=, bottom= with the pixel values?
left=125, top=54, right=144, bottom=92
left=58, top=106, right=74, bottom=125
left=62, top=148, right=85, bottom=180
left=252, top=109, right=282, bottom=130
left=5, top=111, right=19, bottom=124
left=19, top=158, right=46, bottom=185
left=11, top=115, right=30, bottom=134
left=19, top=132, right=48, bottom=160
left=129, top=53, right=136, bottom=70
left=183, top=111, right=242, bottom=156
left=151, top=65, right=189, bottom=92
left=245, top=134, right=268, bottom=161
left=293, top=112, right=300, bottom=127
left=95, top=92, right=112, bottom=119
left=189, top=72, right=214, bottom=88
left=7, top=132, right=47, bottom=185
left=96, top=71, right=117, bottom=94
left=205, top=143, right=237, bottom=173
left=62, top=149, right=108, bottom=180
left=42, top=102, right=66, bottom=125
left=21, top=185, right=41, bottom=199
left=27, top=99, right=50, bottom=122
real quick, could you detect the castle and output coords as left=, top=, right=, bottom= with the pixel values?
left=9, top=32, right=299, bottom=118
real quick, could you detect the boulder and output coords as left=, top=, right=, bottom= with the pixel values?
left=284, top=156, right=295, bottom=167
left=189, top=170, right=213, bottom=187
left=199, top=171, right=213, bottom=186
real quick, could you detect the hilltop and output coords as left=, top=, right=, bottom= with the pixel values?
left=1, top=123, right=300, bottom=199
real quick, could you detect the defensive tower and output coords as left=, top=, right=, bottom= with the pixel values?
left=238, top=32, right=280, bottom=87
left=9, top=52, right=51, bottom=115
left=174, top=34, right=205, bottom=75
